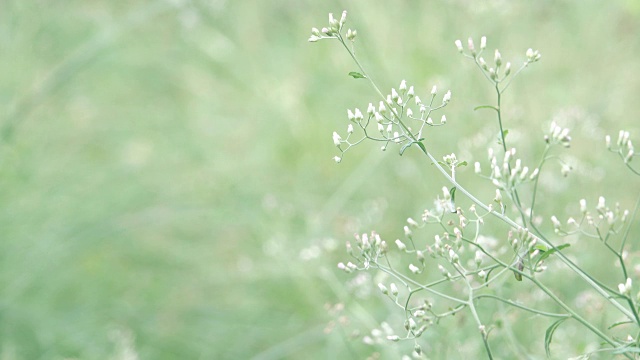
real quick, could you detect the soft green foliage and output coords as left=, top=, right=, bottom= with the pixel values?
left=1, top=1, right=640, bottom=359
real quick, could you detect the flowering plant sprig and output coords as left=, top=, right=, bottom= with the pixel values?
left=310, top=11, right=640, bottom=359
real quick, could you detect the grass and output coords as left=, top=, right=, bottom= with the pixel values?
left=1, top=0, right=640, bottom=358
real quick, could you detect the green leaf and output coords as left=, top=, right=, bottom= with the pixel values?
left=536, top=244, right=571, bottom=263
left=456, top=161, right=468, bottom=168
left=416, top=141, right=427, bottom=154
left=502, top=129, right=509, bottom=139
left=348, top=71, right=366, bottom=79
left=473, top=105, right=499, bottom=112
left=399, top=142, right=413, bottom=155
left=545, top=318, right=568, bottom=357
left=608, top=320, right=634, bottom=329
left=437, top=161, right=446, bottom=166
left=449, top=187, right=457, bottom=202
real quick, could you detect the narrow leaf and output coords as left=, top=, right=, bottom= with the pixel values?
left=473, top=105, right=499, bottom=112
left=457, top=161, right=468, bottom=168
left=537, top=244, right=571, bottom=263
left=608, top=320, right=634, bottom=329
left=399, top=142, right=413, bottom=155
left=348, top=71, right=366, bottom=79
left=545, top=318, right=568, bottom=357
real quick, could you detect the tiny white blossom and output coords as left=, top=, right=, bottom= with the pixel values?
left=409, top=263, right=420, bottom=274
left=455, top=39, right=463, bottom=52
left=480, top=36, right=486, bottom=50
left=443, top=90, right=452, bottom=103
left=332, top=131, right=342, bottom=146
left=367, top=103, right=375, bottom=115
left=347, top=124, right=354, bottom=134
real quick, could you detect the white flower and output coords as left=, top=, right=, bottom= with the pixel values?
left=332, top=132, right=342, bottom=146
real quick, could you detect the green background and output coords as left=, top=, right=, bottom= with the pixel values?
left=1, top=0, right=640, bottom=358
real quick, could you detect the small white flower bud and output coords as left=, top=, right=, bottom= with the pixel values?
left=480, top=36, right=487, bottom=50
left=440, top=115, right=447, bottom=124
left=414, top=96, right=422, bottom=106
left=347, top=124, right=354, bottom=134
left=505, top=62, right=511, bottom=76
left=366, top=103, right=375, bottom=116
left=339, top=10, right=347, bottom=27
left=617, top=130, right=625, bottom=146
left=431, top=85, right=437, bottom=95
left=311, top=28, right=321, bottom=36
left=489, top=68, right=497, bottom=80
left=347, top=109, right=355, bottom=121
left=520, top=166, right=529, bottom=180
left=395, top=239, right=407, bottom=251
left=455, top=39, right=463, bottom=53
left=406, top=108, right=413, bottom=118
left=579, top=199, right=587, bottom=214
left=332, top=132, right=342, bottom=146
left=393, top=132, right=400, bottom=143
left=321, top=27, right=330, bottom=35
left=399, top=80, right=407, bottom=92
left=529, top=168, right=539, bottom=180
left=407, top=86, right=415, bottom=98
left=597, top=196, right=606, bottom=211
left=375, top=112, right=384, bottom=123
left=387, top=335, right=400, bottom=342
left=378, top=101, right=386, bottom=114
left=625, top=149, right=634, bottom=163
left=526, top=48, right=534, bottom=59
left=386, top=124, right=392, bottom=133
left=426, top=117, right=433, bottom=125
left=378, top=283, right=389, bottom=295
left=390, top=283, right=399, bottom=296
left=494, top=49, right=502, bottom=67
left=478, top=57, right=488, bottom=70
left=474, top=162, right=481, bottom=174
left=467, top=37, right=475, bottom=54
left=346, top=28, right=357, bottom=41
left=443, top=90, right=452, bottom=103
left=449, top=249, right=459, bottom=263
left=550, top=215, right=561, bottom=229
left=391, top=88, right=400, bottom=101
left=328, top=13, right=339, bottom=31
left=377, top=123, right=384, bottom=133
left=475, top=251, right=483, bottom=267
left=495, top=189, right=502, bottom=203
left=404, top=226, right=412, bottom=237
left=409, top=263, right=420, bottom=274
left=333, top=156, right=341, bottom=163
left=354, top=108, right=364, bottom=122
left=407, top=218, right=419, bottom=228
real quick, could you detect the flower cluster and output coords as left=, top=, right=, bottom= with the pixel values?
left=331, top=80, right=451, bottom=162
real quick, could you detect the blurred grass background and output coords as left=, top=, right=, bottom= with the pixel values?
left=1, top=0, right=640, bottom=358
